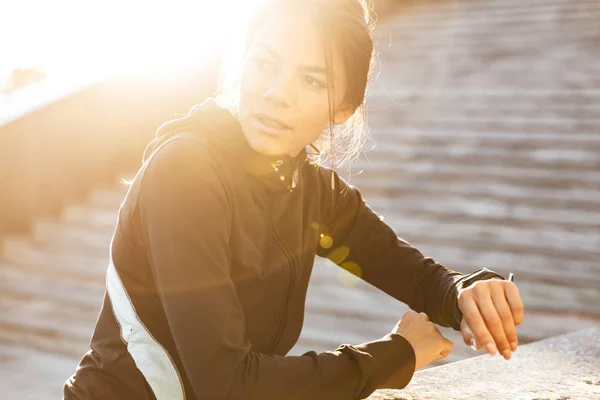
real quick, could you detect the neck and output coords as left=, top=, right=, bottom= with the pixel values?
left=287, top=147, right=303, bottom=158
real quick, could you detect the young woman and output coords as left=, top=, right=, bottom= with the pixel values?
left=63, top=0, right=523, bottom=399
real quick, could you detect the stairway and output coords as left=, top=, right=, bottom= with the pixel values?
left=292, top=0, right=600, bottom=357
left=1, top=0, right=599, bottom=398
left=0, top=184, right=125, bottom=399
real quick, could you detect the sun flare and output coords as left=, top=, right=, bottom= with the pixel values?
left=1, top=0, right=258, bottom=82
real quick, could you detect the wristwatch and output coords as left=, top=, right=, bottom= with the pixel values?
left=458, top=267, right=510, bottom=290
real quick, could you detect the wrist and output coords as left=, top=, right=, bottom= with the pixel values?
left=450, top=268, right=507, bottom=330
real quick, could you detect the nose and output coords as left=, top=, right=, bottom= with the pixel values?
left=263, top=75, right=291, bottom=108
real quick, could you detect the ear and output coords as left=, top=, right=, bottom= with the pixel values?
left=332, top=104, right=354, bottom=125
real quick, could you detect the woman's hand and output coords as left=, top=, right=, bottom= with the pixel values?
left=392, top=310, right=454, bottom=371
left=457, top=278, right=525, bottom=360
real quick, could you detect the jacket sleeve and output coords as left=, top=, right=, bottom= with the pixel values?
left=314, top=167, right=505, bottom=331
left=136, top=137, right=416, bottom=400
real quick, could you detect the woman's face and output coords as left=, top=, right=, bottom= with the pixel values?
left=237, top=11, right=352, bottom=157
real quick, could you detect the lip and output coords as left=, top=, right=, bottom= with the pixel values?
left=252, top=113, right=292, bottom=136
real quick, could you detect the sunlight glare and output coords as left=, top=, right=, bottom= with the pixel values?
left=1, top=0, right=258, bottom=82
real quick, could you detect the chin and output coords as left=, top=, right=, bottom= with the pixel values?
left=245, top=130, right=289, bottom=157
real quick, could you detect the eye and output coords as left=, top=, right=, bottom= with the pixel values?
left=252, top=57, right=272, bottom=72
left=303, top=75, right=325, bottom=89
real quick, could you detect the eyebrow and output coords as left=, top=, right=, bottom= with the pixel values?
left=254, top=42, right=328, bottom=75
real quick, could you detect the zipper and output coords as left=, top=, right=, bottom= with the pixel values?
left=265, top=196, right=297, bottom=353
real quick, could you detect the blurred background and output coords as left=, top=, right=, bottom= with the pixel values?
left=1, top=0, right=599, bottom=398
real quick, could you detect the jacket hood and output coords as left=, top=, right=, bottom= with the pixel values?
left=142, top=98, right=309, bottom=193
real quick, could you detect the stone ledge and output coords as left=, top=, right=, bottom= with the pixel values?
left=368, top=326, right=600, bottom=400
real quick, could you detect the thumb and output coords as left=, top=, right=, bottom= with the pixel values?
left=435, top=337, right=454, bottom=360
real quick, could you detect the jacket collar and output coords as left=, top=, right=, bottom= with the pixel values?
left=171, top=98, right=309, bottom=193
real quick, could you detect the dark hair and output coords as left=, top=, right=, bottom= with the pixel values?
left=217, top=0, right=378, bottom=168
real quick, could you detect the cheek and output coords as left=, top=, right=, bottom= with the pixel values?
left=293, top=98, right=331, bottom=142
left=299, top=96, right=331, bottom=127
left=239, top=65, right=264, bottom=101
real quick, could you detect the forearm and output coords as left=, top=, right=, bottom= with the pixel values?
left=329, top=205, right=508, bottom=330
left=318, top=200, right=466, bottom=330
left=221, top=332, right=415, bottom=400
left=314, top=168, right=506, bottom=332
left=157, top=287, right=415, bottom=399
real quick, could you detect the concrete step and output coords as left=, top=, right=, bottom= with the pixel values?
left=365, top=101, right=600, bottom=120
left=352, top=161, right=599, bottom=199
left=353, top=165, right=600, bottom=194
left=1, top=265, right=104, bottom=310
left=379, top=25, right=600, bottom=54
left=355, top=146, right=600, bottom=172
left=388, top=9, right=600, bottom=33
left=391, top=0, right=599, bottom=21
left=0, top=295, right=96, bottom=345
left=378, top=106, right=600, bottom=123
left=378, top=32, right=600, bottom=54
left=1, top=236, right=107, bottom=282
left=364, top=128, right=600, bottom=149
left=0, top=263, right=101, bottom=360
left=350, top=160, right=600, bottom=191
left=0, top=343, right=77, bottom=400
left=361, top=193, right=600, bottom=232
left=369, top=108, right=600, bottom=125
left=368, top=116, right=600, bottom=134
left=313, top=205, right=599, bottom=265
left=357, top=213, right=600, bottom=284
left=384, top=228, right=599, bottom=266
left=376, top=67, right=600, bottom=90
left=60, top=205, right=118, bottom=231
left=367, top=88, right=600, bottom=99
left=376, top=212, right=600, bottom=256
left=383, top=26, right=599, bottom=55
left=0, top=267, right=102, bottom=344
left=371, top=78, right=600, bottom=94
left=0, top=320, right=88, bottom=359
left=362, top=240, right=600, bottom=289
left=366, top=91, right=600, bottom=110
left=392, top=2, right=600, bottom=29
left=378, top=55, right=599, bottom=79
left=341, top=178, right=600, bottom=231
left=360, top=131, right=600, bottom=174
left=27, top=237, right=110, bottom=260
left=33, top=218, right=115, bottom=251
left=86, top=186, right=128, bottom=210
left=369, top=66, right=600, bottom=90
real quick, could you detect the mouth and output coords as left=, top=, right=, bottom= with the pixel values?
left=252, top=113, right=292, bottom=135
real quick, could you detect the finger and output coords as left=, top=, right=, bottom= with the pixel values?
left=505, top=282, right=525, bottom=326
left=490, top=284, right=517, bottom=356
left=469, top=337, right=479, bottom=351
left=460, top=288, right=498, bottom=356
left=476, top=283, right=510, bottom=358
left=461, top=318, right=479, bottom=350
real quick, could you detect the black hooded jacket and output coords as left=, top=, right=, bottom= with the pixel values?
left=63, top=98, right=506, bottom=400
